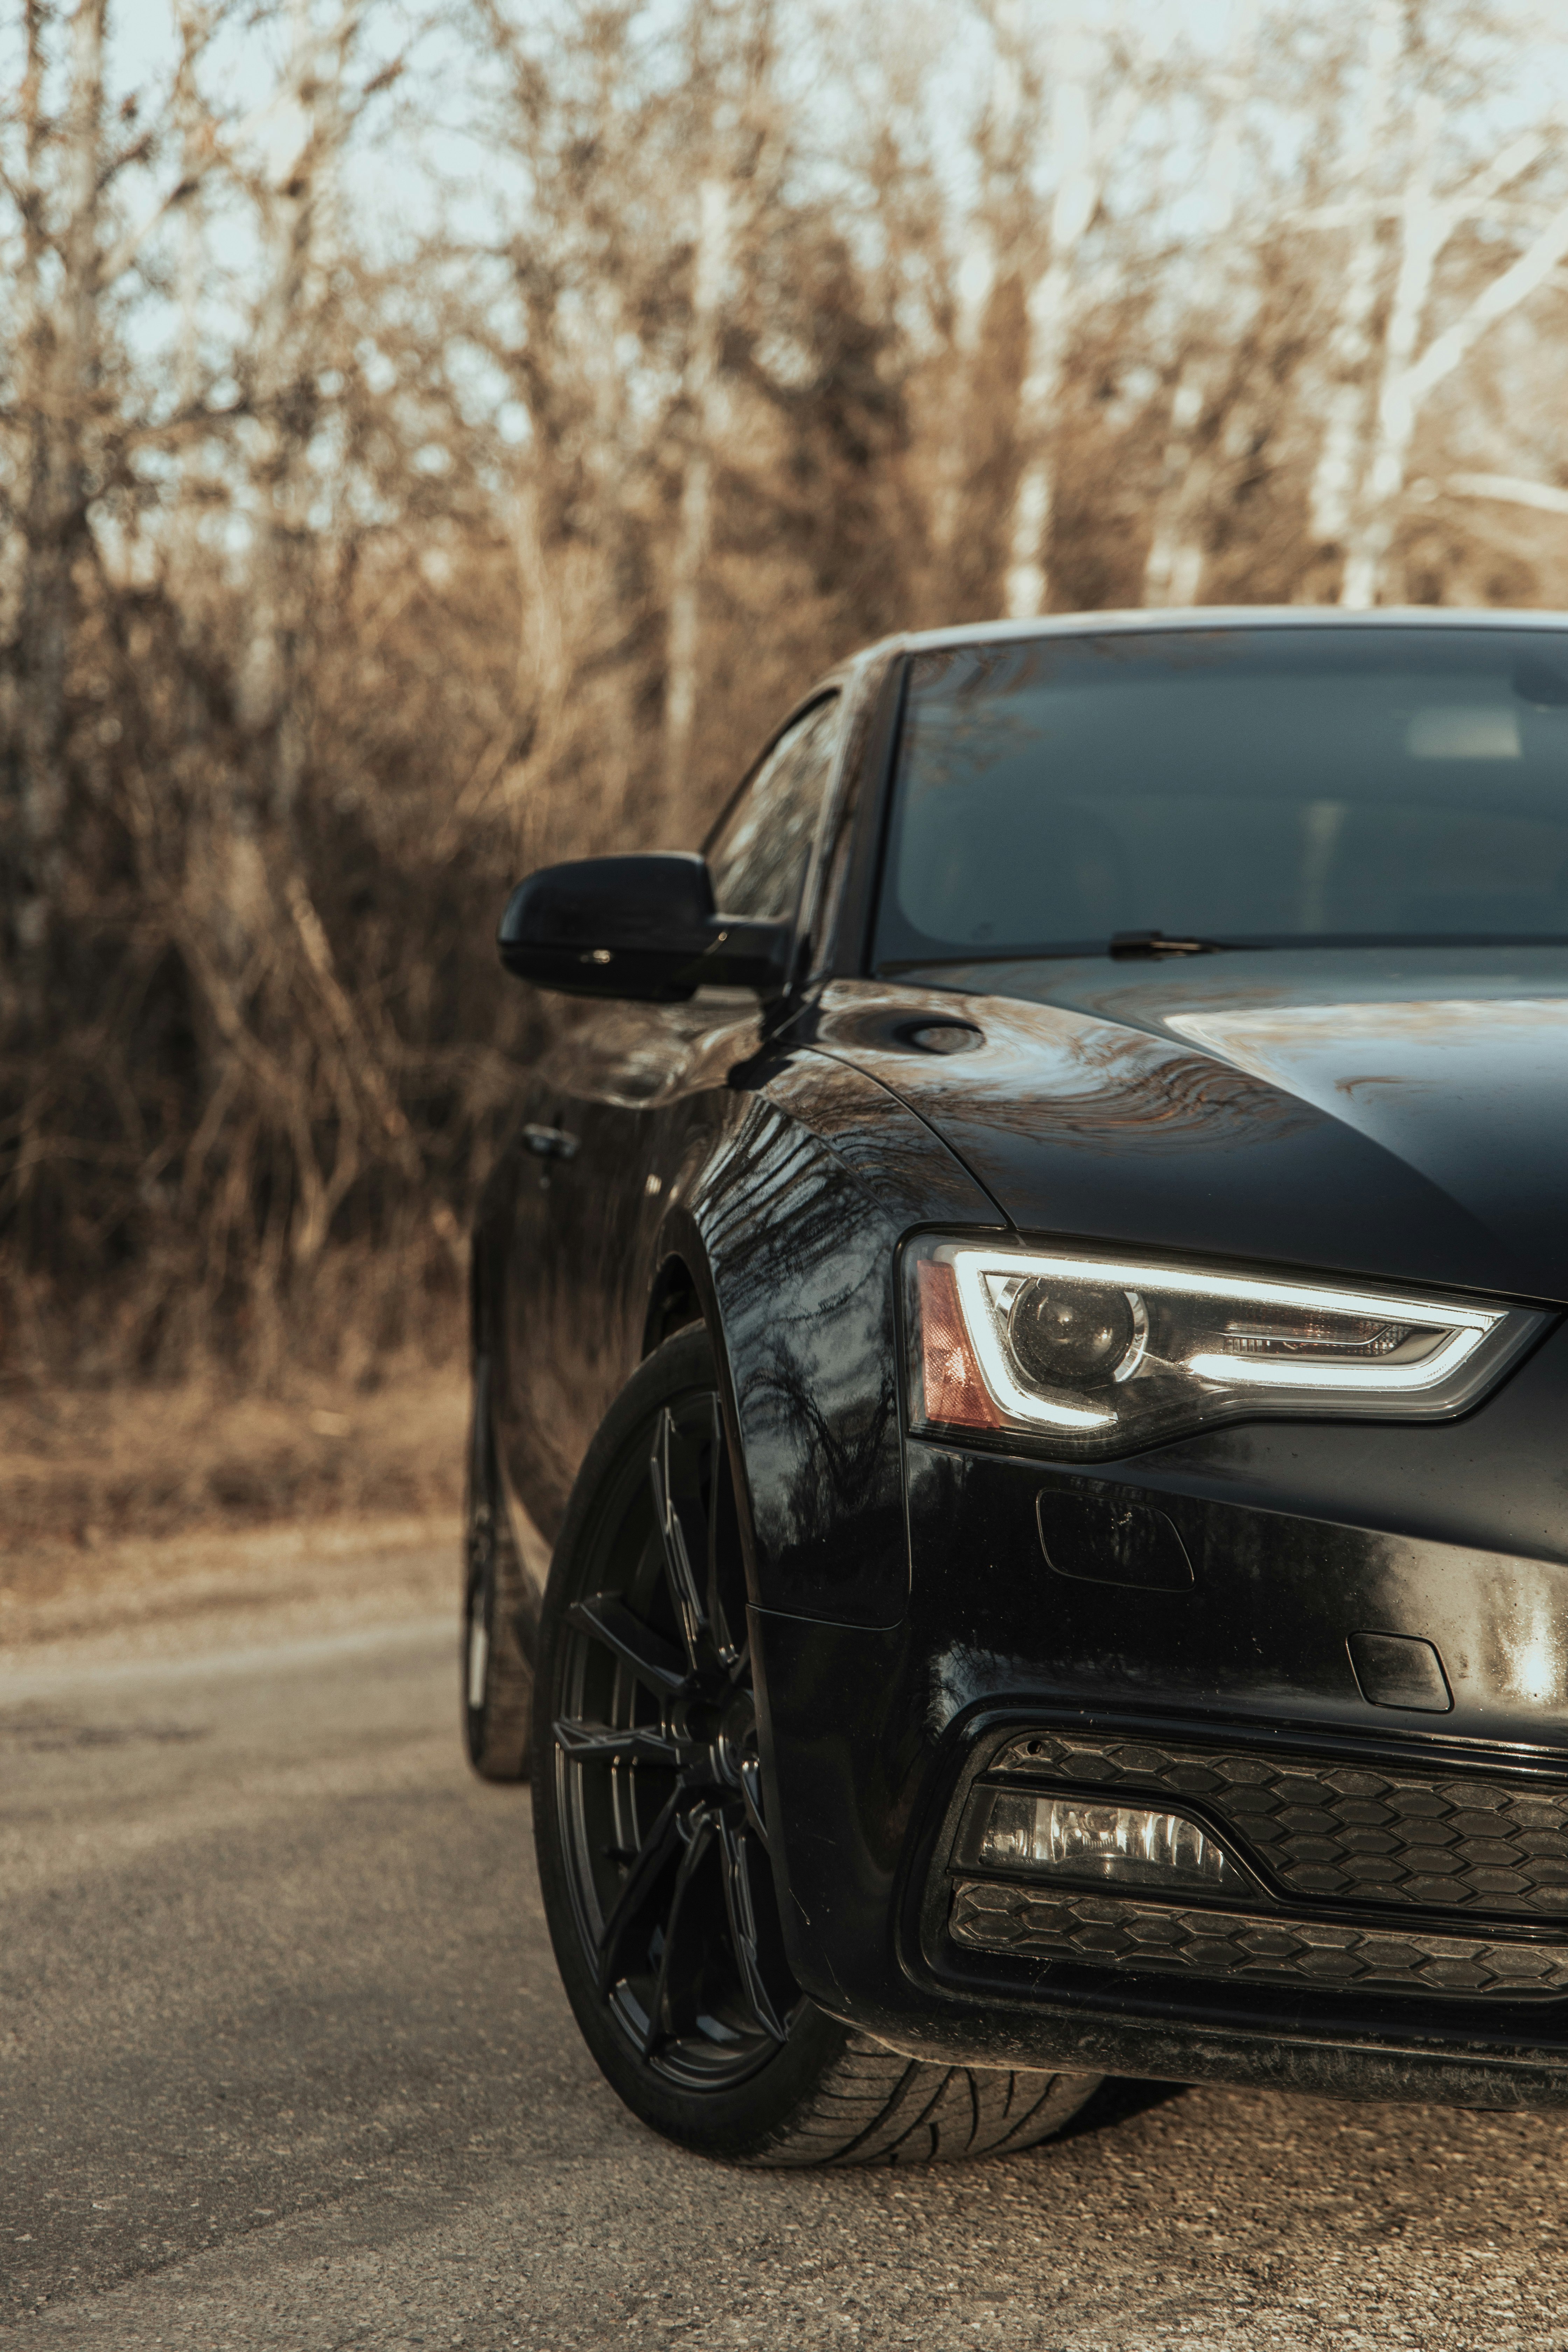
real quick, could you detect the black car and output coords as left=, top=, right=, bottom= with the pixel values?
left=466, top=609, right=1568, bottom=2165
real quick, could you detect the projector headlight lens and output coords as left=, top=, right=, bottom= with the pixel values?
left=907, top=1239, right=1547, bottom=1458
left=1007, top=1280, right=1147, bottom=1390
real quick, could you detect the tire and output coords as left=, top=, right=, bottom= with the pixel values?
left=462, top=1361, right=534, bottom=1783
left=532, top=1326, right=1102, bottom=2165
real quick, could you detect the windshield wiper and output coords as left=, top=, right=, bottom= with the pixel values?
left=880, top=932, right=1568, bottom=976
left=1108, top=931, right=1264, bottom=960
left=876, top=937, right=1273, bottom=972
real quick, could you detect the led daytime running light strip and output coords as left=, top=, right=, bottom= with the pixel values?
left=1182, top=1339, right=1477, bottom=1390
left=949, top=1248, right=1499, bottom=1427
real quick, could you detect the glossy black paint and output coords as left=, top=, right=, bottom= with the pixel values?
left=809, top=952, right=1568, bottom=1302
left=497, top=852, right=793, bottom=1002
left=1034, top=1481, right=1195, bottom=1592
left=475, top=611, right=1568, bottom=2106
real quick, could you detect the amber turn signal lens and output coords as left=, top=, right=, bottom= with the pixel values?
left=916, top=1259, right=1002, bottom=1430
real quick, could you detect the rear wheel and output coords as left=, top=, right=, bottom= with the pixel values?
left=462, top=1366, right=534, bottom=1783
left=532, top=1326, right=1102, bottom=2164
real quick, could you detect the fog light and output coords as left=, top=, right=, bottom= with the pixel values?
left=972, top=1789, right=1247, bottom=1894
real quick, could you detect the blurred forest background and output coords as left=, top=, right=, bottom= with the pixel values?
left=7, top=0, right=1568, bottom=1548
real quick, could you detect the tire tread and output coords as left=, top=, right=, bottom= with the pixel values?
left=746, top=2030, right=1097, bottom=2168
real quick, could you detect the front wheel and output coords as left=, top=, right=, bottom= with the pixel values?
left=531, top=1326, right=1102, bottom=2165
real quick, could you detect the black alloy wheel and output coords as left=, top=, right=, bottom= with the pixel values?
left=532, top=1328, right=1104, bottom=2164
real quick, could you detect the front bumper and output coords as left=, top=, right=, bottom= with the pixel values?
left=752, top=1333, right=1568, bottom=2107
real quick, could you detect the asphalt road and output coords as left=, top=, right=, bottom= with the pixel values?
left=4, top=1609, right=1568, bottom=2352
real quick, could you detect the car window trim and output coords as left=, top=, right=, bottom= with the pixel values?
left=699, top=685, right=846, bottom=1015
left=822, top=650, right=910, bottom=979
left=700, top=686, right=844, bottom=870
left=796, top=653, right=893, bottom=987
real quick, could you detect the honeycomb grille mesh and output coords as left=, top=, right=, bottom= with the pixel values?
left=950, top=1879, right=1568, bottom=1999
left=995, top=1731, right=1568, bottom=1918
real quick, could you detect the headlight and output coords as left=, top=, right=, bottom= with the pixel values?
left=905, top=1237, right=1549, bottom=1459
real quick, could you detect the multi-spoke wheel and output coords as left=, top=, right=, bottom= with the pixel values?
left=532, top=1327, right=1103, bottom=2164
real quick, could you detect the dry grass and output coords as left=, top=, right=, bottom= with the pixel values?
left=0, top=1370, right=468, bottom=1657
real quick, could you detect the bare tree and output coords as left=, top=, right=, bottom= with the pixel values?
left=4, top=0, right=1568, bottom=1386
left=4, top=0, right=234, bottom=998
left=1141, top=1, right=1260, bottom=609
left=238, top=0, right=364, bottom=849
left=1305, top=0, right=1402, bottom=564
left=931, top=0, right=1036, bottom=607
left=11, top=0, right=106, bottom=997
left=664, top=174, right=734, bottom=793
left=1003, top=17, right=1135, bottom=618
left=1338, top=125, right=1568, bottom=605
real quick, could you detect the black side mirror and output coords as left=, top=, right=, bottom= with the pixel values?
left=497, top=853, right=793, bottom=1003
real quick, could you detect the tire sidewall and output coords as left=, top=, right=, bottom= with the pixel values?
left=531, top=1325, right=849, bottom=2160
left=462, top=1380, right=532, bottom=1782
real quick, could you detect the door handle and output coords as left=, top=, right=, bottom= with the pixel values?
left=522, top=1122, right=580, bottom=1163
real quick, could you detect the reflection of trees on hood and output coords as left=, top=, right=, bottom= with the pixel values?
left=884, top=1008, right=1324, bottom=1154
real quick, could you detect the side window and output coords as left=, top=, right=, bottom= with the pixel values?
left=705, top=696, right=841, bottom=921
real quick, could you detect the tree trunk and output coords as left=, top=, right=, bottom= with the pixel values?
left=1142, top=365, right=1218, bottom=608
left=1004, top=29, right=1113, bottom=619
left=935, top=2, right=1029, bottom=591
left=172, top=2, right=215, bottom=487
left=1141, top=7, right=1258, bottom=610
left=1339, top=98, right=1442, bottom=609
left=1306, top=0, right=1400, bottom=573
left=13, top=0, right=105, bottom=993
left=663, top=177, right=731, bottom=798
left=239, top=0, right=320, bottom=848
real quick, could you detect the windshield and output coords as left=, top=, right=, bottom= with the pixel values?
left=873, top=626, right=1568, bottom=965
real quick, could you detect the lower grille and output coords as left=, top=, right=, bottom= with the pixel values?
left=950, top=1878, right=1568, bottom=1999
left=994, top=1730, right=1568, bottom=1918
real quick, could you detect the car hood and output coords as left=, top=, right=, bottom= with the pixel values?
left=809, top=948, right=1568, bottom=1303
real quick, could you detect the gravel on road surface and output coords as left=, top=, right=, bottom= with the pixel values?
left=1, top=1589, right=1565, bottom=2351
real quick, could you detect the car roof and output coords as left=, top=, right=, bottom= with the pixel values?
left=889, top=604, right=1568, bottom=658
left=832, top=607, right=1568, bottom=672
left=808, top=606, right=1568, bottom=728
left=907, top=607, right=1568, bottom=663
